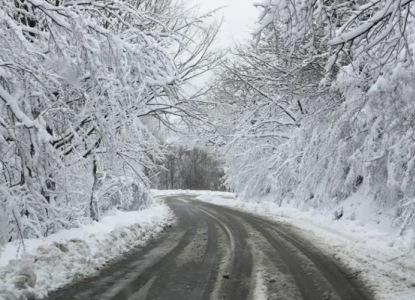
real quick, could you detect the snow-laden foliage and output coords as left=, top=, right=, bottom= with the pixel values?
left=207, top=0, right=415, bottom=235
left=0, top=0, right=219, bottom=245
left=254, top=0, right=414, bottom=73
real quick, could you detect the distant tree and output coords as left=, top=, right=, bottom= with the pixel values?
left=154, top=147, right=225, bottom=191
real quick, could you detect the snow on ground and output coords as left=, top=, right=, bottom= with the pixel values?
left=154, top=190, right=415, bottom=300
left=253, top=270, right=268, bottom=300
left=152, top=189, right=235, bottom=199
left=0, top=202, right=174, bottom=300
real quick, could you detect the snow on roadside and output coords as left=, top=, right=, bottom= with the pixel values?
left=189, top=190, right=415, bottom=300
left=0, top=202, right=174, bottom=300
left=152, top=189, right=235, bottom=199
left=253, top=270, right=268, bottom=300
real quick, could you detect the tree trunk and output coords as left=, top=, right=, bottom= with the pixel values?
left=90, top=156, right=99, bottom=221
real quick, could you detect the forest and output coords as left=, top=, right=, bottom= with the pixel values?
left=204, top=0, right=415, bottom=236
left=1, top=0, right=415, bottom=251
left=152, top=147, right=225, bottom=191
left=0, top=0, right=221, bottom=245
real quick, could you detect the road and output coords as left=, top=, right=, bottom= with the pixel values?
left=46, top=195, right=370, bottom=300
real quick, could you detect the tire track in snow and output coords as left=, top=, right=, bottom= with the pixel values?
left=206, top=201, right=370, bottom=300
left=194, top=205, right=253, bottom=300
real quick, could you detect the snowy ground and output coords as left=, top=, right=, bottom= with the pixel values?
left=154, top=189, right=415, bottom=300
left=0, top=202, right=174, bottom=300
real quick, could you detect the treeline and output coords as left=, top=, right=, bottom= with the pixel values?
left=153, top=147, right=225, bottom=191
left=203, top=0, right=415, bottom=234
left=0, top=0, right=220, bottom=245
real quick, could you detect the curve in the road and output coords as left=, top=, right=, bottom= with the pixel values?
left=46, top=195, right=371, bottom=300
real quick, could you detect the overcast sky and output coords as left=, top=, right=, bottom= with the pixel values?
left=191, top=0, right=258, bottom=47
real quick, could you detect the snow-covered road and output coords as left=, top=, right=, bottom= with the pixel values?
left=46, top=194, right=369, bottom=300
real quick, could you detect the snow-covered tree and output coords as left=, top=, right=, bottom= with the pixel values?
left=0, top=0, right=221, bottom=243
left=206, top=0, right=415, bottom=235
left=254, top=0, right=414, bottom=74
left=153, top=146, right=225, bottom=191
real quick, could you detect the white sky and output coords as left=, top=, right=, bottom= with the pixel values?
left=190, top=0, right=258, bottom=47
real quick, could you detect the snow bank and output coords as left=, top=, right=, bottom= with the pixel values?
left=195, top=191, right=415, bottom=300
left=0, top=202, right=174, bottom=299
left=152, top=189, right=234, bottom=198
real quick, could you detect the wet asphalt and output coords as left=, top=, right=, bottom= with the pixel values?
left=46, top=195, right=371, bottom=300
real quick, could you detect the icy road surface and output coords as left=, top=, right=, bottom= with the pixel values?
left=46, top=195, right=370, bottom=300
